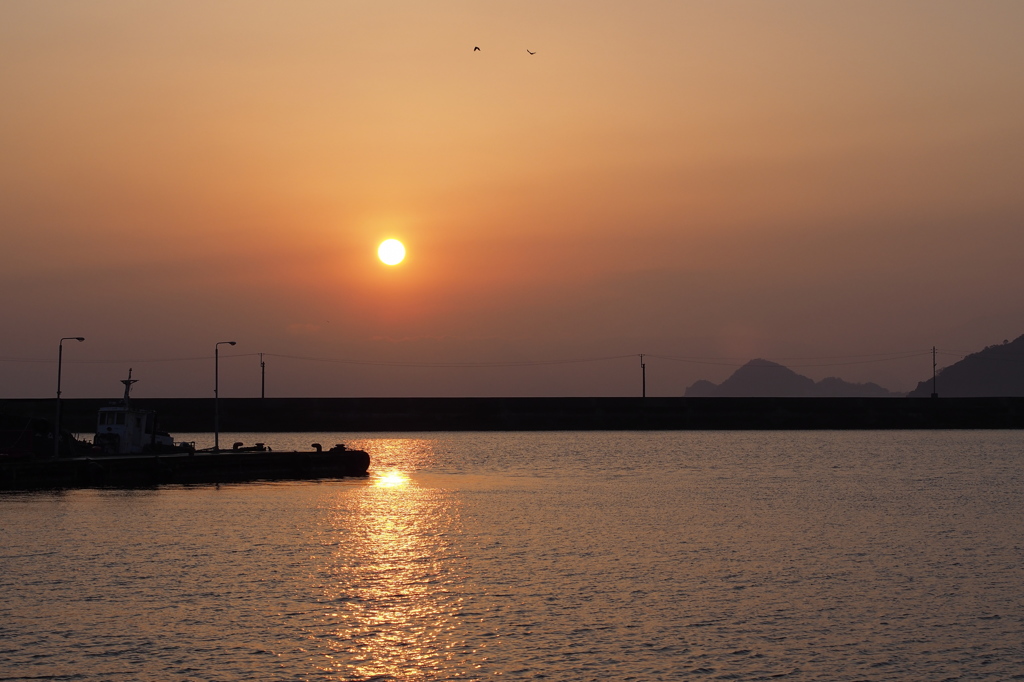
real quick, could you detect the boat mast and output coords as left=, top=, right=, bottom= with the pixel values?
left=121, top=368, right=138, bottom=406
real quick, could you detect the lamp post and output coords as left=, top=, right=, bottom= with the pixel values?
left=214, top=341, right=237, bottom=451
left=55, top=336, right=85, bottom=458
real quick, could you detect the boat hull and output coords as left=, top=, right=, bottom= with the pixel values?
left=0, top=449, right=370, bottom=490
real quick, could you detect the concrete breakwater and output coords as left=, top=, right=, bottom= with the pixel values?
left=4, top=396, right=1024, bottom=432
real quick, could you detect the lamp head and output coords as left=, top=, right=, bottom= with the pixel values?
left=74, top=337, right=85, bottom=342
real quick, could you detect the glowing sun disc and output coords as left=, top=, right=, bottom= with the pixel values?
left=378, top=239, right=406, bottom=265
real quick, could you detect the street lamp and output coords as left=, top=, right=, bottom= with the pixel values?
left=214, top=341, right=237, bottom=451
left=55, top=336, right=85, bottom=458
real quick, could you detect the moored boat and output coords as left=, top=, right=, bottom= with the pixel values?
left=0, top=371, right=370, bottom=490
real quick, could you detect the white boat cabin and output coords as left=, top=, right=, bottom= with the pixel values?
left=92, top=369, right=175, bottom=455
left=94, top=407, right=173, bottom=455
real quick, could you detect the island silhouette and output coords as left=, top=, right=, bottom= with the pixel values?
left=907, top=333, right=1024, bottom=397
left=685, top=358, right=902, bottom=397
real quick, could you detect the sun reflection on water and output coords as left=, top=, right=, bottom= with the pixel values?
left=374, top=470, right=410, bottom=488
left=311, top=438, right=485, bottom=679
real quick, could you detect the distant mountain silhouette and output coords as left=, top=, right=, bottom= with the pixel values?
left=907, top=334, right=1024, bottom=397
left=685, top=359, right=902, bottom=397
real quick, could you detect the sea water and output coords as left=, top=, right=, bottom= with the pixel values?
left=1, top=430, right=1022, bottom=680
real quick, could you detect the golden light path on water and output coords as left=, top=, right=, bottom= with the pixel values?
left=309, top=438, right=488, bottom=679
left=375, top=470, right=410, bottom=488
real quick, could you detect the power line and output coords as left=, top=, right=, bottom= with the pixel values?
left=4, top=347, right=1016, bottom=370
left=647, top=351, right=930, bottom=369
left=0, top=353, right=260, bottom=365
left=261, top=352, right=638, bottom=368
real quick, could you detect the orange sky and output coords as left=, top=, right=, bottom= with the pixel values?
left=3, top=1, right=1024, bottom=398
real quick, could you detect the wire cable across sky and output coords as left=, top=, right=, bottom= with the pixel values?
left=0, top=348, right=982, bottom=370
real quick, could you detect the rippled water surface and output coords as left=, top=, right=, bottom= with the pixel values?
left=2, top=430, right=1023, bottom=680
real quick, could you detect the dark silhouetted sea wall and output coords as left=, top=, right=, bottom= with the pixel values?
left=5, top=397, right=1024, bottom=432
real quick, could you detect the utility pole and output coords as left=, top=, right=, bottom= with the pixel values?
left=260, top=353, right=266, bottom=399
left=931, top=346, right=938, bottom=398
left=640, top=353, right=646, bottom=398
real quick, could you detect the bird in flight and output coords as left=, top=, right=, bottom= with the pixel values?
left=473, top=46, right=480, bottom=51
left=527, top=49, right=535, bottom=55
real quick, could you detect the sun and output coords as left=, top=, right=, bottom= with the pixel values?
left=377, top=239, right=406, bottom=265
